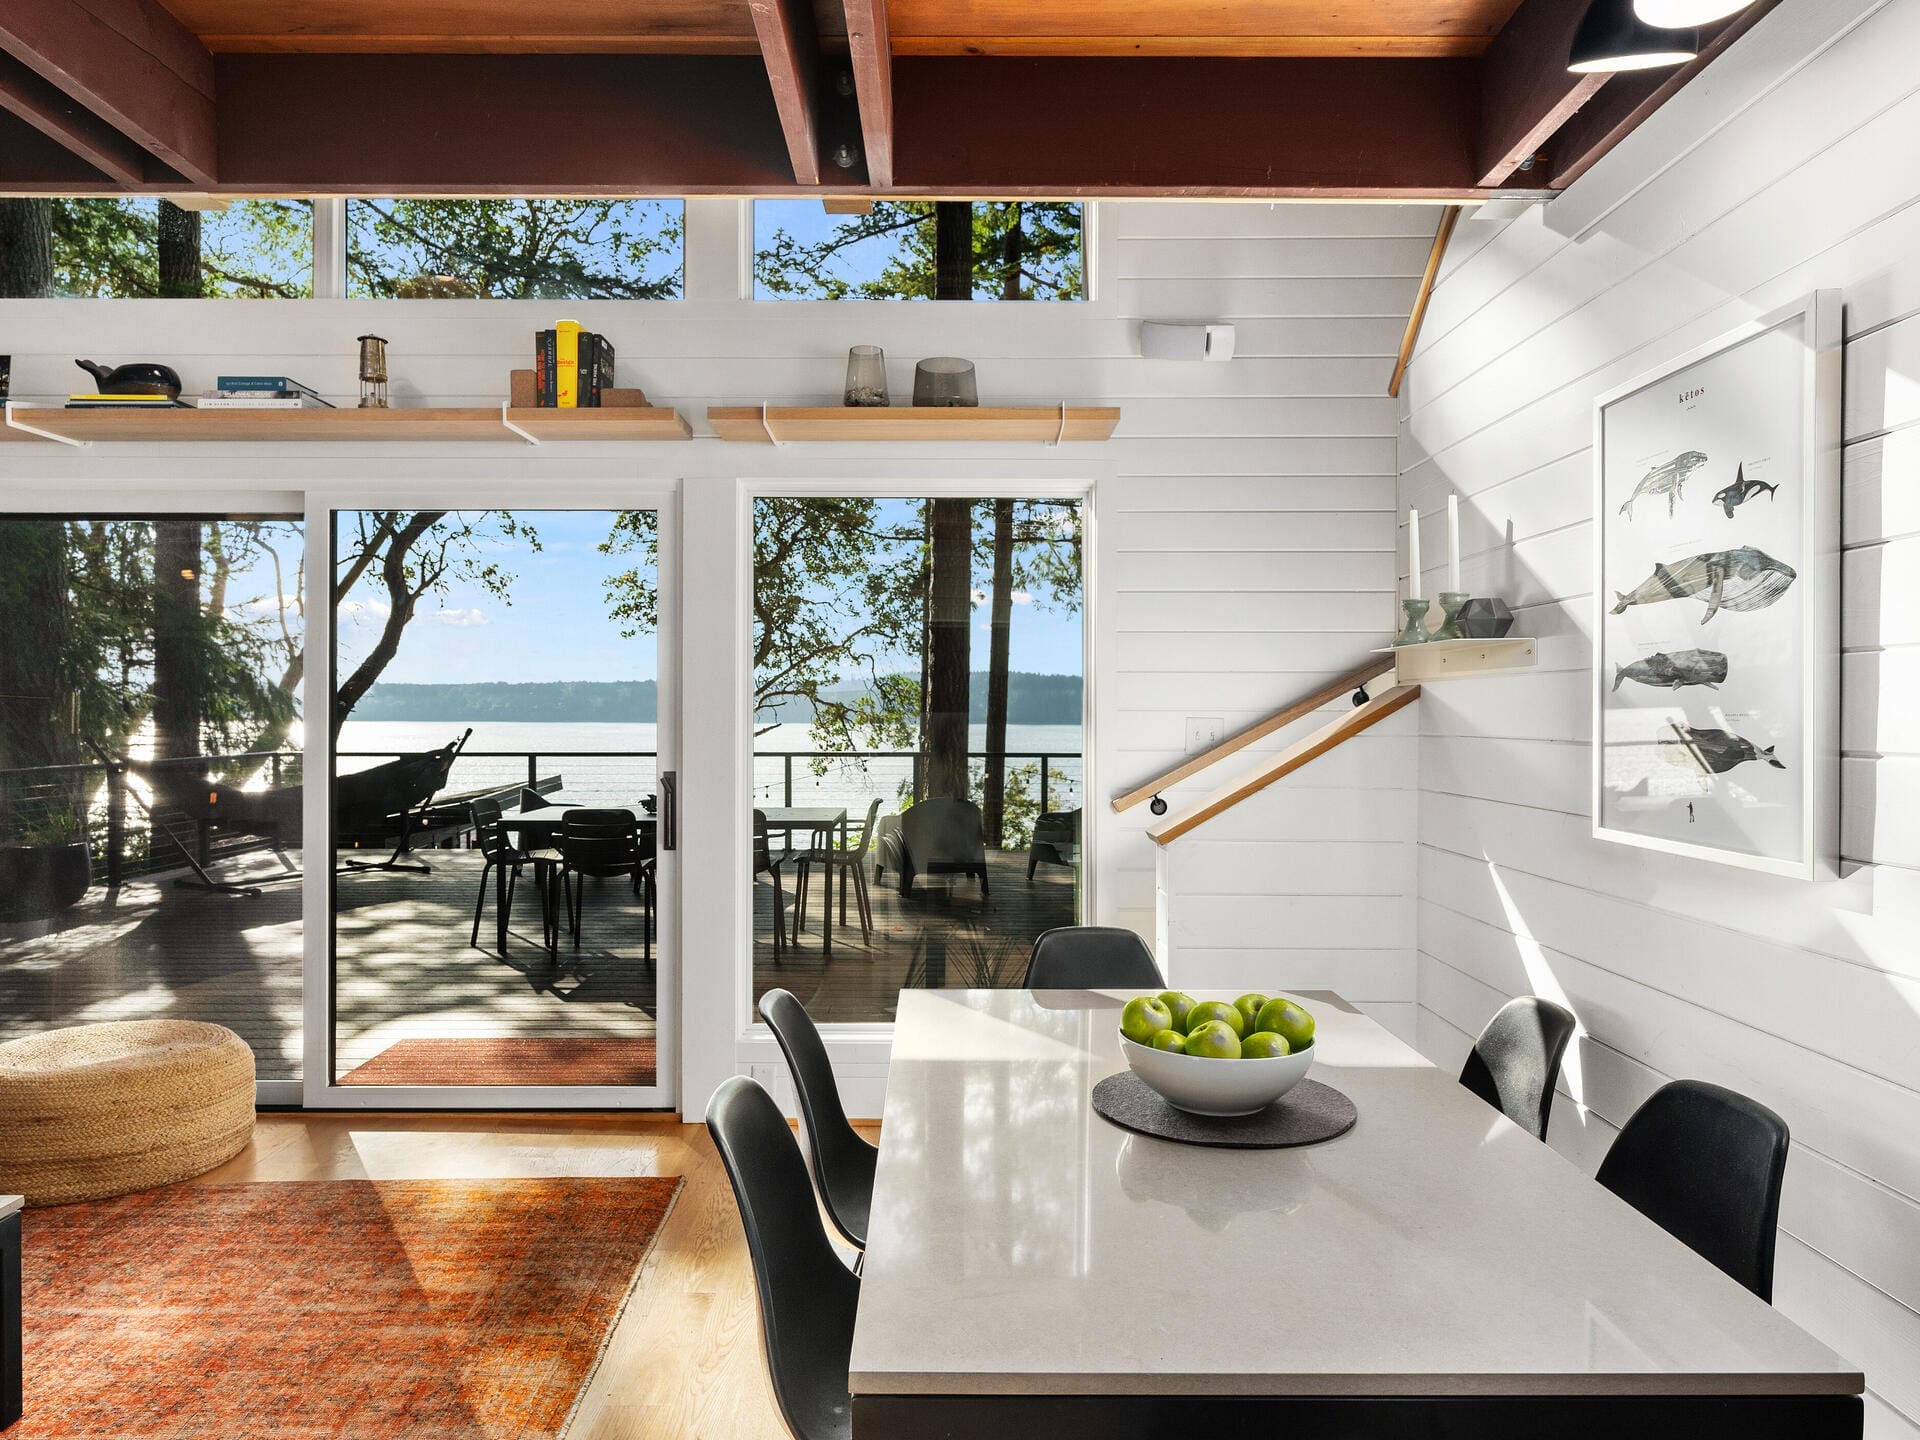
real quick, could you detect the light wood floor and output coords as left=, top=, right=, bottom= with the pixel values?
left=194, top=1110, right=863, bottom=1439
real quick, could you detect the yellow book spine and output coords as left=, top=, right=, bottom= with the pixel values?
left=555, top=319, right=582, bottom=408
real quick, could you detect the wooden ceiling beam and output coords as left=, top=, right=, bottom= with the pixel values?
left=0, top=0, right=217, bottom=187
left=840, top=0, right=894, bottom=188
left=0, top=51, right=162, bottom=186
left=1474, top=0, right=1609, bottom=188
left=748, top=0, right=828, bottom=185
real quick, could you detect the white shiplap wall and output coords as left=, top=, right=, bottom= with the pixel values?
left=1397, top=2, right=1920, bottom=1435
left=0, top=197, right=1424, bottom=1100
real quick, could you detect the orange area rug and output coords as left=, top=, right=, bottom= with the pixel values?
left=16, top=1177, right=681, bottom=1438
left=337, top=1037, right=658, bottom=1088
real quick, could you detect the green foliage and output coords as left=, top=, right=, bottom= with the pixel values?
left=49, top=199, right=312, bottom=298
left=756, top=201, right=1083, bottom=300
left=347, top=199, right=682, bottom=298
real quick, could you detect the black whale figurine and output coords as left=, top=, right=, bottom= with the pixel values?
left=74, top=358, right=182, bottom=398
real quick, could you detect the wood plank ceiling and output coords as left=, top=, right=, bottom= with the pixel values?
left=0, top=0, right=1778, bottom=199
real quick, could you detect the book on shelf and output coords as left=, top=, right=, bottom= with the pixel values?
left=65, top=393, right=181, bottom=408
left=191, top=394, right=331, bottom=409
left=555, top=320, right=582, bottom=408
left=215, top=374, right=326, bottom=399
left=581, top=333, right=615, bottom=406
left=535, top=330, right=556, bottom=407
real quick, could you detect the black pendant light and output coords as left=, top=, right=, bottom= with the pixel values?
left=1568, top=0, right=1699, bottom=72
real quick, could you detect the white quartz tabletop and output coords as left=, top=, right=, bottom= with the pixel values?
left=0, top=1195, right=20, bottom=1219
left=849, top=988, right=1862, bottom=1399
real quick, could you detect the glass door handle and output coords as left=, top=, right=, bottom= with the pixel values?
left=660, top=771, right=677, bottom=851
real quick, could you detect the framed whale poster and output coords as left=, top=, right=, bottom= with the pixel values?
left=1592, top=291, right=1840, bottom=878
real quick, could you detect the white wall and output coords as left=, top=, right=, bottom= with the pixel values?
left=0, top=196, right=1421, bottom=1109
left=1397, top=2, right=1920, bottom=1435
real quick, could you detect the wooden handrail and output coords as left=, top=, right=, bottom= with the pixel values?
left=1110, top=655, right=1397, bottom=815
left=1146, top=683, right=1421, bottom=846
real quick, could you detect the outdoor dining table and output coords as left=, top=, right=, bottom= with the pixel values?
left=760, top=805, right=849, bottom=952
left=849, top=987, right=1864, bottom=1440
left=497, top=797, right=655, bottom=954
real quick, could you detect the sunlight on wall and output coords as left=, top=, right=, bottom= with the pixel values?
left=1485, top=860, right=1585, bottom=1100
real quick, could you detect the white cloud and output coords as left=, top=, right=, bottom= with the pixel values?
left=426, top=607, right=490, bottom=628
left=1011, top=591, right=1033, bottom=605
left=337, top=599, right=391, bottom=619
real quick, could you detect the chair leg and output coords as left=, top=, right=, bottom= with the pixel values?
left=768, top=867, right=787, bottom=960
left=1028, top=848, right=1039, bottom=880
left=470, top=859, right=492, bottom=947
left=642, top=865, right=653, bottom=965
left=794, top=860, right=809, bottom=934
left=851, top=864, right=873, bottom=943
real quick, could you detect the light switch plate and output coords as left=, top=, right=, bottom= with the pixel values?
left=1185, top=716, right=1225, bottom=754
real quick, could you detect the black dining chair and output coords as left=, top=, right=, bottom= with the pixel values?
left=795, top=798, right=880, bottom=945
left=1458, top=995, right=1577, bottom=1141
left=1023, top=926, right=1166, bottom=990
left=1595, top=1079, right=1789, bottom=1302
left=760, top=988, right=875, bottom=1251
left=754, top=809, right=790, bottom=960
left=468, top=797, right=560, bottom=952
left=708, top=1075, right=859, bottom=1440
left=555, top=808, right=653, bottom=963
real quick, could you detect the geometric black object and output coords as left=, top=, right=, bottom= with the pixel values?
left=1458, top=596, right=1515, bottom=638
left=1090, top=1069, right=1357, bottom=1149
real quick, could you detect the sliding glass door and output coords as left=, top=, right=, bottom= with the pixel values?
left=317, top=501, right=676, bottom=1107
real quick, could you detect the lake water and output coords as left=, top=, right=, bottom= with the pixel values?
left=337, top=720, right=1086, bottom=815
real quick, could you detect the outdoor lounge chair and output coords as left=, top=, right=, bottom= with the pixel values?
left=334, top=729, right=472, bottom=874
left=895, top=798, right=988, bottom=900
left=1027, top=807, right=1080, bottom=879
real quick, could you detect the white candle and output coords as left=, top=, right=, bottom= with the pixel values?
left=1448, top=494, right=1461, bottom=594
left=1407, top=507, right=1422, bottom=602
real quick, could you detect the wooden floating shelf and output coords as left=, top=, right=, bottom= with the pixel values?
left=707, top=405, right=1121, bottom=444
left=1, top=402, right=691, bottom=445
left=1377, top=636, right=1537, bottom=682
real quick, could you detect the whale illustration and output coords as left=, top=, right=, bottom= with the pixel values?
left=1713, top=464, right=1779, bottom=519
left=1664, top=723, right=1785, bottom=775
left=1619, top=450, right=1708, bottom=520
left=1612, top=648, right=1728, bottom=692
left=1610, top=546, right=1796, bottom=623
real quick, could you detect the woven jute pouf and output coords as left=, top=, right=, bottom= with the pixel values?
left=0, top=1020, right=255, bottom=1207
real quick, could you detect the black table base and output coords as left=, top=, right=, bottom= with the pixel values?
left=2, top=1209, right=19, bottom=1429
left=852, top=1393, right=1861, bottom=1440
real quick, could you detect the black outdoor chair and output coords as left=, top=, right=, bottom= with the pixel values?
left=755, top=809, right=790, bottom=960
left=1458, top=995, right=1578, bottom=1141
left=795, top=798, right=880, bottom=945
left=1023, top=926, right=1165, bottom=989
left=555, top=808, right=654, bottom=963
left=708, top=1075, right=860, bottom=1440
left=469, top=797, right=561, bottom=952
left=760, top=988, right=876, bottom=1251
left=1027, top=807, right=1081, bottom=880
left=1595, top=1079, right=1789, bottom=1302
left=895, top=797, right=988, bottom=900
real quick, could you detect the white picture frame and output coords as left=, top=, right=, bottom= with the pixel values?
left=1591, top=291, right=1840, bottom=879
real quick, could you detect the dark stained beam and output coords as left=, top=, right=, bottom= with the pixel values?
left=840, top=0, right=894, bottom=187
left=0, top=106, right=118, bottom=186
left=1475, top=0, right=1609, bottom=188
left=0, top=0, right=216, bottom=186
left=0, top=51, right=163, bottom=185
left=891, top=58, right=1490, bottom=197
left=1544, top=0, right=1783, bottom=191
left=748, top=0, right=826, bottom=184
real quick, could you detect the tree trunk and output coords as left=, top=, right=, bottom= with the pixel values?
left=925, top=498, right=972, bottom=800
left=331, top=511, right=447, bottom=735
left=981, top=499, right=1016, bottom=847
left=933, top=202, right=972, bottom=300
left=151, top=520, right=204, bottom=806
left=1000, top=203, right=1024, bottom=301
left=0, top=199, right=54, bottom=299
left=914, top=502, right=933, bottom=803
left=157, top=201, right=203, bottom=299
left=0, top=521, right=78, bottom=777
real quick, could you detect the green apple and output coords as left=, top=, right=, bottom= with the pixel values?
left=1157, top=991, right=1198, bottom=1033
left=1150, top=1028, right=1187, bottom=1054
left=1233, top=993, right=1271, bottom=1032
left=1255, top=997, right=1315, bottom=1052
left=1184, top=1019, right=1242, bottom=1059
left=1121, top=995, right=1175, bottom=1045
left=1186, top=1000, right=1247, bottom=1039
left=1241, top=1031, right=1291, bottom=1059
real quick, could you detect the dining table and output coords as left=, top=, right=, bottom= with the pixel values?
left=496, top=795, right=655, bottom=954
left=759, top=805, right=849, bottom=952
left=848, top=987, right=1864, bottom=1440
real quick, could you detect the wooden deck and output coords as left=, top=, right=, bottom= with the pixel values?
left=0, top=844, right=1076, bottom=1080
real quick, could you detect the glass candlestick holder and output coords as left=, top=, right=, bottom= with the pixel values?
left=1392, top=597, right=1433, bottom=647
left=1432, top=591, right=1468, bottom=641
left=843, top=345, right=888, bottom=407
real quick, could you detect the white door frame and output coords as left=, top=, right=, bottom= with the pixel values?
left=301, top=481, right=682, bottom=1110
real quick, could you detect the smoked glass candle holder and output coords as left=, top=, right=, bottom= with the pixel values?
left=913, top=356, right=978, bottom=407
left=844, top=345, right=889, bottom=407
left=1391, top=597, right=1433, bottom=648
left=1432, top=591, right=1468, bottom=641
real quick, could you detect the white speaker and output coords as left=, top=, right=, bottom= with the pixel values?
left=1140, top=321, right=1235, bottom=362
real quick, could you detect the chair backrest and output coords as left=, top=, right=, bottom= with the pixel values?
left=1023, top=926, right=1165, bottom=990
left=1458, top=995, right=1577, bottom=1141
left=753, top=809, right=776, bottom=875
left=760, top=988, right=870, bottom=1242
left=708, top=1076, right=859, bottom=1440
left=1595, top=1079, right=1789, bottom=1301
left=846, top=798, right=882, bottom=860
left=900, top=798, right=985, bottom=866
left=559, top=808, right=639, bottom=876
left=470, top=797, right=514, bottom=863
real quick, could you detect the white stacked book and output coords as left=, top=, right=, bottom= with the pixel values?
left=190, top=375, right=335, bottom=409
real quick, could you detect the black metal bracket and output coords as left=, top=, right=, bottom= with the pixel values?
left=1353, top=685, right=1370, bottom=707
left=1149, top=794, right=1168, bottom=816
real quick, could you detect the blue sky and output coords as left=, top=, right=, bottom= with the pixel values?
left=338, top=507, right=1084, bottom=687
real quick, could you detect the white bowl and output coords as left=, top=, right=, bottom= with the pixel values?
left=1119, top=1036, right=1314, bottom=1117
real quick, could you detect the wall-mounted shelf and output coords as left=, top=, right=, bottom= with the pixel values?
left=707, top=405, right=1121, bottom=444
left=1376, top=637, right=1536, bottom=682
left=1, top=402, right=691, bottom=446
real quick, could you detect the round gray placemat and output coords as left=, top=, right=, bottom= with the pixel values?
left=1090, top=1070, right=1357, bottom=1148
